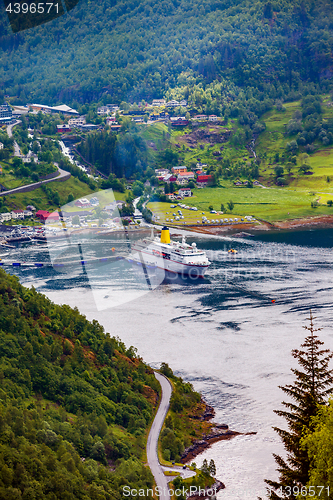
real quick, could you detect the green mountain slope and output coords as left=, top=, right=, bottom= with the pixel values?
left=1, top=0, right=333, bottom=104
left=0, top=268, right=211, bottom=499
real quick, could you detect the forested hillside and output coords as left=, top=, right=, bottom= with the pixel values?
left=0, top=269, right=203, bottom=499
left=0, top=0, right=333, bottom=105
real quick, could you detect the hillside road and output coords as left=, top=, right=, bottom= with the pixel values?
left=147, top=372, right=173, bottom=500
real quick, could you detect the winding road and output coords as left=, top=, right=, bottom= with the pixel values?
left=147, top=372, right=195, bottom=500
left=147, top=372, right=173, bottom=500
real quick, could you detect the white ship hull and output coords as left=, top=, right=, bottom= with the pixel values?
left=129, top=250, right=209, bottom=278
left=128, top=233, right=211, bottom=278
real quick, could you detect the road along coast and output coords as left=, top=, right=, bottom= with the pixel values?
left=147, top=373, right=256, bottom=499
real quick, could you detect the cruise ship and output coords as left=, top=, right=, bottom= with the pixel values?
left=128, top=227, right=211, bottom=278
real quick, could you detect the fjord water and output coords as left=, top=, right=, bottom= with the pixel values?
left=5, top=228, right=333, bottom=499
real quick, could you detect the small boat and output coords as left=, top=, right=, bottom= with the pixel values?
left=228, top=249, right=238, bottom=254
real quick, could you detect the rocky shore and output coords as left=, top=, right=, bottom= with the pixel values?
left=187, top=479, right=225, bottom=499
left=181, top=402, right=257, bottom=464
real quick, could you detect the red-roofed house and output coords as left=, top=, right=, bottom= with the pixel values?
left=165, top=175, right=177, bottom=184
left=36, top=210, right=59, bottom=222
left=57, top=124, right=71, bottom=133
left=197, top=174, right=214, bottom=187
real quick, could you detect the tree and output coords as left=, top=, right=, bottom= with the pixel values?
left=221, top=203, right=225, bottom=212
left=274, top=166, right=284, bottom=178
left=300, top=399, right=333, bottom=496
left=201, top=459, right=209, bottom=475
left=227, top=200, right=234, bottom=211
left=72, top=215, right=80, bottom=225
left=264, top=312, right=333, bottom=499
left=209, top=459, right=216, bottom=476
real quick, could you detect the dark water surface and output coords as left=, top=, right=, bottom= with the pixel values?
left=3, top=229, right=333, bottom=499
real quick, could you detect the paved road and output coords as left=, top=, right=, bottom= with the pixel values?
left=7, top=120, right=21, bottom=156
left=6, top=119, right=21, bottom=138
left=147, top=372, right=173, bottom=500
left=0, top=167, right=71, bottom=198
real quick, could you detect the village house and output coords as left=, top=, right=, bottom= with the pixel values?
left=0, top=213, right=12, bottom=222
left=57, top=124, right=72, bottom=133
left=0, top=103, right=13, bottom=124
left=164, top=174, right=177, bottom=184
left=68, top=116, right=86, bottom=127
left=172, top=166, right=187, bottom=175
left=208, top=115, right=219, bottom=122
left=97, top=106, right=110, bottom=115
left=106, top=104, right=119, bottom=112
left=0, top=142, right=3, bottom=149
left=166, top=100, right=180, bottom=107
left=155, top=168, right=169, bottom=176
left=36, top=210, right=59, bottom=222
left=177, top=172, right=195, bottom=185
left=170, top=117, right=189, bottom=126
left=178, top=187, right=192, bottom=197
left=197, top=174, right=214, bottom=187
left=11, top=210, right=25, bottom=219
left=106, top=116, right=117, bottom=124
left=152, top=99, right=166, bottom=107
left=77, top=123, right=99, bottom=131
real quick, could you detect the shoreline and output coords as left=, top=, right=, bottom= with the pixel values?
left=181, top=402, right=257, bottom=465
left=171, top=214, right=333, bottom=236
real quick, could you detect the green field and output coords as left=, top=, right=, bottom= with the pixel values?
left=2, top=177, right=95, bottom=211
left=149, top=184, right=333, bottom=223
left=2, top=179, right=130, bottom=213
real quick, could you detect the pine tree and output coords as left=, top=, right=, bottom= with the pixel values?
left=265, top=311, right=333, bottom=500
left=201, top=459, right=209, bottom=475
left=209, top=459, right=216, bottom=476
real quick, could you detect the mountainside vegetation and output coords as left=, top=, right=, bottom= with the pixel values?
left=0, top=268, right=205, bottom=500
left=1, top=0, right=333, bottom=108
left=264, top=313, right=333, bottom=500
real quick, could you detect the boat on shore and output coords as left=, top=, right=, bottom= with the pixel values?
left=129, top=226, right=211, bottom=278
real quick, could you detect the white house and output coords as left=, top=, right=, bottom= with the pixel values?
left=152, top=99, right=166, bottom=107
left=0, top=142, right=3, bottom=150
left=177, top=172, right=195, bottom=185
left=155, top=168, right=169, bottom=176
left=166, top=100, right=180, bottom=107
left=178, top=187, right=192, bottom=197
left=68, top=116, right=86, bottom=126
left=208, top=115, right=219, bottom=122
left=11, top=210, right=25, bottom=219
left=0, top=213, right=11, bottom=222
left=97, top=106, right=110, bottom=116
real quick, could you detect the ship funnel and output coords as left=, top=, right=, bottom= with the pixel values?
left=160, top=226, right=171, bottom=244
